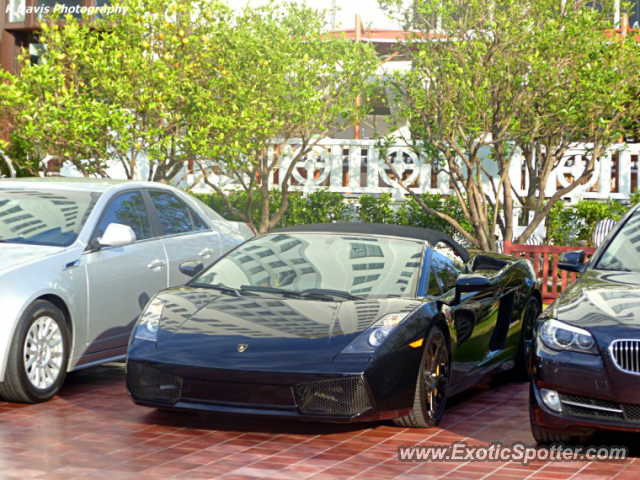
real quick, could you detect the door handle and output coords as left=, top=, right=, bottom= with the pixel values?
left=148, top=259, right=167, bottom=269
left=199, top=248, right=215, bottom=257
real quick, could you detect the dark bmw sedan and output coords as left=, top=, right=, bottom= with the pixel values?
left=530, top=204, right=640, bottom=444
left=126, top=223, right=541, bottom=428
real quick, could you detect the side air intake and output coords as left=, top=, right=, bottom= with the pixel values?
left=294, top=377, right=371, bottom=416
left=127, top=361, right=183, bottom=405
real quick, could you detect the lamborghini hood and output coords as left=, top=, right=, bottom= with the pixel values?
left=152, top=286, right=422, bottom=361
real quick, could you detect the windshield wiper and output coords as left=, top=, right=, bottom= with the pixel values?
left=300, top=288, right=363, bottom=301
left=240, top=285, right=305, bottom=298
left=240, top=286, right=362, bottom=301
left=192, top=283, right=246, bottom=297
left=595, top=265, right=633, bottom=272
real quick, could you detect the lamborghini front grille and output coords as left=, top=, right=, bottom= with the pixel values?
left=126, top=361, right=183, bottom=405
left=293, top=376, right=371, bottom=417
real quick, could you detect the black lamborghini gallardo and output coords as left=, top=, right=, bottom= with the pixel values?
left=126, top=223, right=541, bottom=428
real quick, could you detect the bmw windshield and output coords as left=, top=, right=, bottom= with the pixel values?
left=194, top=233, right=425, bottom=298
left=596, top=212, right=640, bottom=272
left=0, top=189, right=101, bottom=247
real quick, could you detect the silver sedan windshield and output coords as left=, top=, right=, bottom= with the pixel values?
left=0, top=189, right=102, bottom=247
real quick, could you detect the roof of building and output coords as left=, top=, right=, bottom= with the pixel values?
left=328, top=29, right=446, bottom=43
left=270, top=222, right=469, bottom=262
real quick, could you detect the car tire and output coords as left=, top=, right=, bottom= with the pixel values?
left=530, top=424, right=580, bottom=446
left=393, top=326, right=449, bottom=428
left=513, top=296, right=541, bottom=379
left=0, top=300, right=69, bottom=403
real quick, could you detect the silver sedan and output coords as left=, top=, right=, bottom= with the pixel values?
left=0, top=178, right=252, bottom=403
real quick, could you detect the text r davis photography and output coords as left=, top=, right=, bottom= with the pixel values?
left=6, top=4, right=129, bottom=16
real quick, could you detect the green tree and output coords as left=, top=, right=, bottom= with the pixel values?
left=9, top=0, right=233, bottom=181
left=0, top=70, right=21, bottom=177
left=191, top=2, right=378, bottom=233
left=379, top=0, right=640, bottom=250
left=513, top=3, right=640, bottom=244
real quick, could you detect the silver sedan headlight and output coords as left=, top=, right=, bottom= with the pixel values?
left=134, top=298, right=164, bottom=342
left=539, top=319, right=597, bottom=354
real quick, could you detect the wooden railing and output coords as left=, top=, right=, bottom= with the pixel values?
left=503, top=241, right=597, bottom=304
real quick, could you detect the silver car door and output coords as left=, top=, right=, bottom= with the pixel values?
left=147, top=189, right=221, bottom=286
left=84, top=190, right=168, bottom=354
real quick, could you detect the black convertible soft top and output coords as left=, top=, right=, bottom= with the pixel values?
left=271, top=223, right=470, bottom=263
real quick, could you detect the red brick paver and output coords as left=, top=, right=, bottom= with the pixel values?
left=0, top=364, right=637, bottom=479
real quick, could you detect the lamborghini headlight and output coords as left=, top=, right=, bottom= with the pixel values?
left=342, top=313, right=408, bottom=354
left=134, top=298, right=164, bottom=342
left=539, top=319, right=597, bottom=355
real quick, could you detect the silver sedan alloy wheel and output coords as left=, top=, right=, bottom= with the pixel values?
left=23, top=316, right=64, bottom=389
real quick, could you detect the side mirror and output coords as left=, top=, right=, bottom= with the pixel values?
left=559, top=250, right=586, bottom=274
left=98, top=223, right=136, bottom=248
left=455, top=274, right=491, bottom=305
left=179, top=261, right=204, bottom=278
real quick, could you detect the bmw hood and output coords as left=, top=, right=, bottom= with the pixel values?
left=554, top=270, right=640, bottom=329
left=0, top=244, right=66, bottom=275
left=153, top=286, right=422, bottom=361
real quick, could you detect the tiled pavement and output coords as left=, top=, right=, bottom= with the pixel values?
left=0, top=364, right=638, bottom=480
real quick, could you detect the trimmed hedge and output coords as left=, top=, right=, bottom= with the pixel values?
left=193, top=189, right=638, bottom=246
left=546, top=195, right=639, bottom=246
left=192, top=189, right=351, bottom=227
left=193, top=189, right=473, bottom=238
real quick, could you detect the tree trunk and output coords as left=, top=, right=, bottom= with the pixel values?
left=258, top=174, right=271, bottom=234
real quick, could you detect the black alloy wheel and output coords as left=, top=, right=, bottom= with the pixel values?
left=393, top=326, right=450, bottom=428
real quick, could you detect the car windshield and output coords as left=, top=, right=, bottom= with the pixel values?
left=0, top=188, right=102, bottom=247
left=595, top=212, right=640, bottom=272
left=194, top=233, right=425, bottom=298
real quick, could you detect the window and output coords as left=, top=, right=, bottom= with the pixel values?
left=149, top=191, right=193, bottom=236
left=596, top=212, right=640, bottom=272
left=195, top=233, right=423, bottom=298
left=38, top=0, right=82, bottom=19
left=191, top=196, right=225, bottom=222
left=96, top=0, right=112, bottom=19
left=427, top=268, right=442, bottom=296
left=631, top=0, right=640, bottom=28
left=350, top=242, right=383, bottom=259
left=95, top=191, right=151, bottom=242
left=0, top=189, right=101, bottom=247
left=8, top=0, right=25, bottom=22
left=28, top=43, right=47, bottom=67
left=431, top=243, right=466, bottom=293
left=353, top=274, right=381, bottom=286
left=190, top=209, right=209, bottom=231
left=353, top=262, right=385, bottom=270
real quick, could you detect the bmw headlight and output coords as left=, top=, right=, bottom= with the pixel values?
left=134, top=298, right=164, bottom=342
left=539, top=319, right=597, bottom=354
left=342, top=313, right=408, bottom=354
